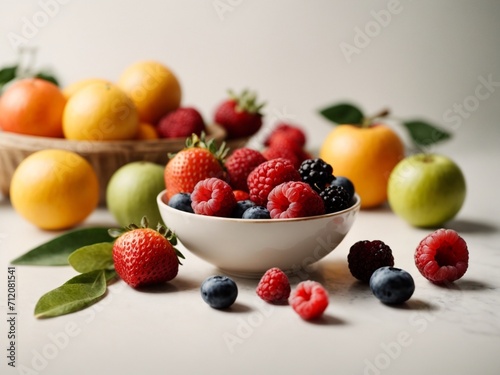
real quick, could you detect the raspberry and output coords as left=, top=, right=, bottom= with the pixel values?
left=299, top=158, right=334, bottom=192
left=247, top=158, right=301, bottom=206
left=225, top=148, right=267, bottom=191
left=267, top=181, right=325, bottom=219
left=264, top=123, right=306, bottom=148
left=289, top=280, right=329, bottom=320
left=157, top=107, right=205, bottom=138
left=347, top=240, right=395, bottom=282
left=262, top=146, right=300, bottom=169
left=320, top=185, right=351, bottom=213
left=414, top=228, right=469, bottom=284
left=256, top=267, right=291, bottom=304
left=191, top=178, right=237, bottom=217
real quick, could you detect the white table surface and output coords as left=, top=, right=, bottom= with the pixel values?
left=1, top=148, right=499, bottom=375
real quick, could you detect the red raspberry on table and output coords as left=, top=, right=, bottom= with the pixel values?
left=347, top=240, right=395, bottom=282
left=157, top=107, right=206, bottom=138
left=289, top=280, right=329, bottom=320
left=256, top=267, right=291, bottom=304
left=414, top=228, right=469, bottom=284
left=225, top=147, right=267, bottom=191
left=267, top=181, right=325, bottom=219
left=247, top=158, right=301, bottom=206
left=191, top=178, right=237, bottom=217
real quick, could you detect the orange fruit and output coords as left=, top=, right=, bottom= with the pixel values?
left=0, top=78, right=66, bottom=137
left=10, top=149, right=100, bottom=230
left=136, top=122, right=159, bottom=140
left=62, top=81, right=139, bottom=141
left=319, top=124, right=404, bottom=208
left=117, top=60, right=181, bottom=124
left=62, top=78, right=112, bottom=99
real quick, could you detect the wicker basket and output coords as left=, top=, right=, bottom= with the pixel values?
left=0, top=124, right=226, bottom=204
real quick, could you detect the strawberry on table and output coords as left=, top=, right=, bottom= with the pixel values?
left=164, top=133, right=228, bottom=201
left=110, top=217, right=184, bottom=288
left=214, top=89, right=265, bottom=139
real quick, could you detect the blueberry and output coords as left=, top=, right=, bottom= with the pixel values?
left=200, top=275, right=238, bottom=309
left=369, top=266, right=415, bottom=305
left=242, top=206, right=270, bottom=219
left=168, top=193, right=193, bottom=213
left=330, top=176, right=355, bottom=201
left=233, top=200, right=256, bottom=218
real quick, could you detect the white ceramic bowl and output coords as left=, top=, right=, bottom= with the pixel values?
left=157, top=190, right=360, bottom=278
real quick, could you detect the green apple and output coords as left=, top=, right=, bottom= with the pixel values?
left=106, top=161, right=165, bottom=228
left=387, top=153, right=466, bottom=227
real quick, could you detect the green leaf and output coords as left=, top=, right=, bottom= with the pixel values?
left=0, top=65, right=18, bottom=90
left=319, top=103, right=364, bottom=125
left=68, top=242, right=114, bottom=273
left=11, top=227, right=114, bottom=266
left=34, top=270, right=107, bottom=318
left=34, top=71, right=59, bottom=87
left=402, top=120, right=452, bottom=147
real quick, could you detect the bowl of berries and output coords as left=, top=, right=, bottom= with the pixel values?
left=157, top=153, right=361, bottom=278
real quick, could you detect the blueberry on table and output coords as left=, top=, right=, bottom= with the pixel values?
left=201, top=275, right=238, bottom=309
left=369, top=266, right=415, bottom=305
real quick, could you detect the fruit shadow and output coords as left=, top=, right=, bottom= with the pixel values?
left=445, top=218, right=498, bottom=234
left=134, top=275, right=201, bottom=294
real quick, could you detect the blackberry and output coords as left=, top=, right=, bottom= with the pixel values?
left=299, top=158, right=334, bottom=192
left=319, top=185, right=350, bottom=213
left=330, top=176, right=355, bottom=201
left=348, top=240, right=395, bottom=283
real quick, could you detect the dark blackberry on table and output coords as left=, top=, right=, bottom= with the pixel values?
left=299, top=158, right=334, bottom=192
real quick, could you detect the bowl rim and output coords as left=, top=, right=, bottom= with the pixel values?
left=157, top=190, right=360, bottom=223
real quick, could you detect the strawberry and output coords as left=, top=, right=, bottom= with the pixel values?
left=110, top=217, right=184, bottom=288
left=164, top=133, right=228, bottom=201
left=157, top=107, right=206, bottom=139
left=214, top=89, right=265, bottom=139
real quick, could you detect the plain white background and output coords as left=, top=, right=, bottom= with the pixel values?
left=1, top=0, right=499, bottom=154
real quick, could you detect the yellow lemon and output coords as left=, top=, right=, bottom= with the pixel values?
left=10, top=149, right=100, bottom=230
left=118, top=60, right=181, bottom=124
left=63, top=81, right=139, bottom=141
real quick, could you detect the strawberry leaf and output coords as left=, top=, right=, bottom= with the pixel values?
left=11, top=227, right=114, bottom=266
left=402, top=120, right=452, bottom=147
left=68, top=242, right=114, bottom=274
left=319, top=103, right=364, bottom=125
left=34, top=270, right=107, bottom=319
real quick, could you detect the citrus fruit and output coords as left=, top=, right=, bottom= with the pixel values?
left=117, top=60, right=181, bottom=124
left=319, top=124, right=404, bottom=208
left=0, top=78, right=66, bottom=137
left=136, top=122, right=159, bottom=140
left=106, top=161, right=165, bottom=228
left=62, top=78, right=111, bottom=99
left=10, top=149, right=99, bottom=230
left=62, top=81, right=139, bottom=141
